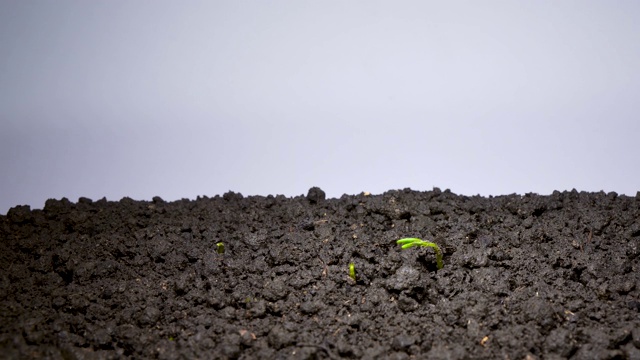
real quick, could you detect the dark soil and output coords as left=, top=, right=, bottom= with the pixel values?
left=2, top=187, right=640, bottom=359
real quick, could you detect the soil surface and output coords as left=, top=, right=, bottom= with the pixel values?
left=1, top=187, right=640, bottom=359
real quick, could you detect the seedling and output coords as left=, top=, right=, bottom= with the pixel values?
left=349, top=262, right=356, bottom=281
left=397, top=238, right=443, bottom=269
left=216, top=242, right=225, bottom=254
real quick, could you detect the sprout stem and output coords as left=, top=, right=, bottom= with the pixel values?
left=349, top=262, right=356, bottom=281
left=396, top=238, right=443, bottom=269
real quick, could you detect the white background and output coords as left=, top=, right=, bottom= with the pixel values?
left=2, top=1, right=639, bottom=214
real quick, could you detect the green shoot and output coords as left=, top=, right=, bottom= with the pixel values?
left=397, top=238, right=443, bottom=269
left=349, top=262, right=356, bottom=281
left=216, top=242, right=225, bottom=254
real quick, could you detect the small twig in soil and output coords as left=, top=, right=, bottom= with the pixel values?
left=319, top=258, right=328, bottom=278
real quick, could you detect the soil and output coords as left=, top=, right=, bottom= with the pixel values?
left=1, top=187, right=640, bottom=359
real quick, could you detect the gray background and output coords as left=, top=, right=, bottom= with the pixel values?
left=1, top=1, right=639, bottom=215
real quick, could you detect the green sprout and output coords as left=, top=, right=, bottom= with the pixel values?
left=397, top=238, right=443, bottom=269
left=216, top=242, right=225, bottom=254
left=349, top=262, right=356, bottom=281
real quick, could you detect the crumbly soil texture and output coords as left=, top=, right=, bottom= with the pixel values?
left=2, top=188, right=640, bottom=359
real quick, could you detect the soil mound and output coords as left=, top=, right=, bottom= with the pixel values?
left=1, top=188, right=639, bottom=359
